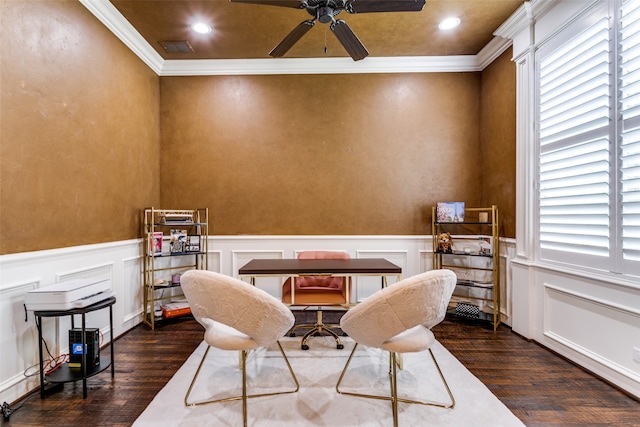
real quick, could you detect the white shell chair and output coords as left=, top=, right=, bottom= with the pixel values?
left=336, top=269, right=457, bottom=427
left=180, top=270, right=299, bottom=427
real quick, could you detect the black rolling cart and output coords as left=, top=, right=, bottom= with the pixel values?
left=34, top=296, right=116, bottom=399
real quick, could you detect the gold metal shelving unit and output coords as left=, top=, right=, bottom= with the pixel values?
left=142, top=208, right=208, bottom=329
left=432, top=205, right=500, bottom=330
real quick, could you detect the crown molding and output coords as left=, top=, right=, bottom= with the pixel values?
left=79, top=0, right=164, bottom=74
left=160, top=55, right=484, bottom=76
left=494, top=0, right=562, bottom=40
left=81, top=0, right=509, bottom=76
left=476, top=36, right=513, bottom=69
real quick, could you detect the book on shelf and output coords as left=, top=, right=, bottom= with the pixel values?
left=161, top=301, right=191, bottom=319
left=159, top=212, right=193, bottom=223
left=436, top=202, right=465, bottom=222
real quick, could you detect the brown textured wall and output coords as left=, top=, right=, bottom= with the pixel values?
left=0, top=1, right=517, bottom=253
left=480, top=48, right=516, bottom=238
left=0, top=1, right=161, bottom=254
left=160, top=73, right=483, bottom=235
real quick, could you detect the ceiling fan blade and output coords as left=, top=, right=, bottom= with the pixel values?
left=346, top=0, right=426, bottom=14
left=330, top=19, right=369, bottom=61
left=229, top=0, right=305, bottom=9
left=269, top=20, right=315, bottom=57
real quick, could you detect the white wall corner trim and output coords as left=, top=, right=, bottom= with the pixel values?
left=476, top=36, right=513, bottom=70
left=80, top=0, right=508, bottom=76
left=494, top=0, right=564, bottom=42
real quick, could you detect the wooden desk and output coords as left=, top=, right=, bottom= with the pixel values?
left=238, top=258, right=402, bottom=305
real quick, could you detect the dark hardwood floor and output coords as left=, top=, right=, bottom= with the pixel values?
left=3, top=314, right=639, bottom=426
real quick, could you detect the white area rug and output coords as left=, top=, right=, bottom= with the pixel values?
left=134, top=336, right=525, bottom=426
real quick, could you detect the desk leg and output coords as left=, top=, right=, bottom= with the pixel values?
left=109, top=304, right=115, bottom=377
left=82, top=313, right=87, bottom=399
left=381, top=274, right=401, bottom=289
left=38, top=316, right=44, bottom=399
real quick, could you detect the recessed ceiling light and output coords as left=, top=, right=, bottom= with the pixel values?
left=439, top=17, right=460, bottom=31
left=191, top=23, right=212, bottom=34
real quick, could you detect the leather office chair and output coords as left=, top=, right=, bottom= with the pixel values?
left=180, top=270, right=299, bottom=427
left=281, top=251, right=351, bottom=350
left=336, top=269, right=457, bottom=427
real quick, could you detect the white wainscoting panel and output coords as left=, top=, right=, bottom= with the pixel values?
left=513, top=263, right=640, bottom=399
left=0, top=234, right=514, bottom=405
left=0, top=240, right=142, bottom=404
left=543, top=283, right=640, bottom=382
left=233, top=250, right=285, bottom=297
left=354, top=250, right=407, bottom=302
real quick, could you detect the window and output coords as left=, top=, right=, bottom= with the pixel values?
left=620, top=0, right=640, bottom=270
left=537, top=0, right=640, bottom=277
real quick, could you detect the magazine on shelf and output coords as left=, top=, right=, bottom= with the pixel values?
left=436, top=202, right=465, bottom=222
left=150, top=232, right=163, bottom=255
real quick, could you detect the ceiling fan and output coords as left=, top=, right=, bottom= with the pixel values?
left=229, top=0, right=427, bottom=61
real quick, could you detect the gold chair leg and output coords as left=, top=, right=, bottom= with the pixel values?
left=390, top=352, right=399, bottom=427
left=184, top=341, right=300, bottom=421
left=336, top=343, right=455, bottom=424
left=242, top=349, right=248, bottom=427
left=184, top=345, right=212, bottom=407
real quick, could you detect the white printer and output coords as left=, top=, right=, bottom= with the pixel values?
left=25, top=277, right=114, bottom=311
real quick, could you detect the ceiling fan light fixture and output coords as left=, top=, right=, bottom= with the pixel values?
left=230, top=0, right=425, bottom=61
left=439, top=17, right=460, bottom=31
left=191, top=22, right=212, bottom=34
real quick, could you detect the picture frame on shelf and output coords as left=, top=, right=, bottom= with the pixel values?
left=169, top=229, right=187, bottom=254
left=185, top=235, right=201, bottom=253
left=436, top=202, right=465, bottom=222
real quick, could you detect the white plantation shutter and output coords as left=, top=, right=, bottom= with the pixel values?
left=538, top=16, right=612, bottom=269
left=620, top=0, right=640, bottom=269
left=536, top=0, right=640, bottom=276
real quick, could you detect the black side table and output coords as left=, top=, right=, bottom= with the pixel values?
left=34, top=296, right=116, bottom=399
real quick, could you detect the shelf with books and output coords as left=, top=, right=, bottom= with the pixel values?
left=142, top=208, right=208, bottom=329
left=432, top=205, right=500, bottom=330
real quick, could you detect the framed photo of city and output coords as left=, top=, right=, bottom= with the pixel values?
left=436, top=202, right=465, bottom=222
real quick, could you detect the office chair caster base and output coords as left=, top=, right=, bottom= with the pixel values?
left=301, top=344, right=309, bottom=351
left=337, top=344, right=344, bottom=350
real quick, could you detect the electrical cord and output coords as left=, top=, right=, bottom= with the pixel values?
left=11, top=317, right=106, bottom=420
left=32, top=316, right=71, bottom=375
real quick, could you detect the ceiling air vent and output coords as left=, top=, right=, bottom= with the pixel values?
left=159, top=41, right=194, bottom=53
